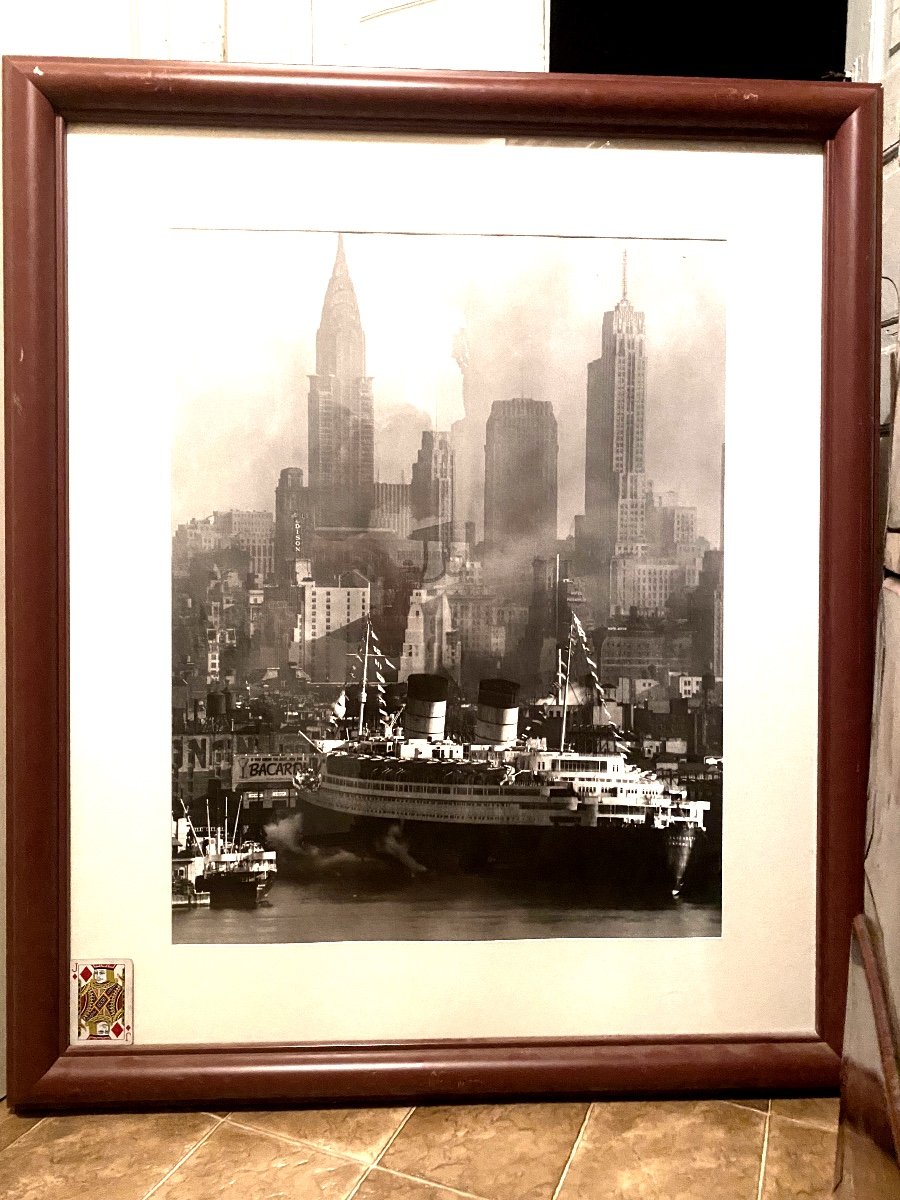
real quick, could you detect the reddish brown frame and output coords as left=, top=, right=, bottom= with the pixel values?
left=3, top=57, right=880, bottom=1109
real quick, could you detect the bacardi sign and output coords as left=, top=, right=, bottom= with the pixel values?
left=231, top=754, right=310, bottom=788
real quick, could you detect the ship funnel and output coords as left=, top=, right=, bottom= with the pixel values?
left=475, top=678, right=520, bottom=745
left=404, top=674, right=448, bottom=740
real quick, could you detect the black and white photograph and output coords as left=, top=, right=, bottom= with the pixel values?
left=171, top=229, right=725, bottom=943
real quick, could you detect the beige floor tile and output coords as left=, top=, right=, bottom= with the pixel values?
left=0, top=1101, right=42, bottom=1152
left=761, top=1114, right=837, bottom=1200
left=354, top=1167, right=476, bottom=1199
left=770, top=1097, right=840, bottom=1131
left=381, top=1102, right=588, bottom=1200
left=150, top=1120, right=365, bottom=1199
left=229, top=1105, right=411, bottom=1161
left=557, top=1099, right=765, bottom=1200
left=0, top=1111, right=216, bottom=1200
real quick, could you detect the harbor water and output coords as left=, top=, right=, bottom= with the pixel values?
left=173, top=873, right=721, bottom=943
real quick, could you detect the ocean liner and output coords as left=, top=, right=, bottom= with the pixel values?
left=297, top=647, right=710, bottom=895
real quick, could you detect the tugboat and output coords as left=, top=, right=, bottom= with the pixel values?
left=200, top=842, right=278, bottom=907
left=173, top=800, right=277, bottom=908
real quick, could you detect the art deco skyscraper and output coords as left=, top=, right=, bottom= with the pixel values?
left=584, top=252, right=647, bottom=551
left=484, top=397, right=558, bottom=599
left=411, top=429, right=455, bottom=574
left=307, top=234, right=375, bottom=529
left=583, top=252, right=648, bottom=619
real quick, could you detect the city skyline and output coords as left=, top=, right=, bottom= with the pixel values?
left=173, top=231, right=725, bottom=701
left=172, top=231, right=725, bottom=547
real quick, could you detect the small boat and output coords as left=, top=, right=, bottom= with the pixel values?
left=172, top=851, right=211, bottom=907
left=200, top=843, right=278, bottom=907
left=173, top=796, right=278, bottom=909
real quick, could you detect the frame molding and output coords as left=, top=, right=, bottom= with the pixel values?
left=3, top=57, right=881, bottom=1108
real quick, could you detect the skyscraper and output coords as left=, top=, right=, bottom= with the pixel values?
left=307, top=234, right=375, bottom=529
left=411, top=430, right=455, bottom=575
left=484, top=397, right=558, bottom=599
left=275, top=467, right=314, bottom=583
left=584, top=252, right=648, bottom=617
left=450, top=326, right=484, bottom=541
left=585, top=253, right=647, bottom=543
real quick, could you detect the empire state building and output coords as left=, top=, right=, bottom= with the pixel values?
left=584, top=252, right=648, bottom=614
left=307, top=234, right=375, bottom=529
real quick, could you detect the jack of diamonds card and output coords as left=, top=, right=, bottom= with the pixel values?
left=70, top=960, right=133, bottom=1044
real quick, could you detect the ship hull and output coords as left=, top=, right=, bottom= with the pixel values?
left=203, top=871, right=276, bottom=908
left=286, top=793, right=711, bottom=900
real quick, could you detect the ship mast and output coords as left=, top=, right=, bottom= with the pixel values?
left=559, top=615, right=575, bottom=752
left=177, top=793, right=204, bottom=857
left=554, top=553, right=561, bottom=645
left=358, top=616, right=371, bottom=737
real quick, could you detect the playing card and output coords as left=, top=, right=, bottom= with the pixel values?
left=70, top=960, right=133, bottom=1044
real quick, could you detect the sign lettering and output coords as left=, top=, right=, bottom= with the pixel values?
left=232, top=754, right=312, bottom=788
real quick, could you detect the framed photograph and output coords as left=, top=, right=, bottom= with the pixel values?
left=4, top=57, right=879, bottom=1108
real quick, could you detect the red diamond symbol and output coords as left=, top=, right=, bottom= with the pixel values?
left=111, top=1022, right=124, bottom=1038
left=80, top=967, right=92, bottom=981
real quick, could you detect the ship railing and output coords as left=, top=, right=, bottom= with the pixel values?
left=587, top=803, right=702, bottom=821
left=211, top=859, right=276, bottom=874
left=322, top=776, right=551, bottom=799
left=321, top=791, right=575, bottom=813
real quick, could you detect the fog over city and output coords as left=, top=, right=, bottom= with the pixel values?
left=172, top=232, right=725, bottom=544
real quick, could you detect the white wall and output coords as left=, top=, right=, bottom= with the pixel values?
left=2, top=2, right=549, bottom=69
left=0, top=0, right=549, bottom=1102
left=845, top=3, right=900, bottom=526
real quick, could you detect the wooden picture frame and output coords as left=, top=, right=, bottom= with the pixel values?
left=3, top=57, right=880, bottom=1109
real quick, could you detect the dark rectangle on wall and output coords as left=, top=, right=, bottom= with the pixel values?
left=550, top=0, right=849, bottom=81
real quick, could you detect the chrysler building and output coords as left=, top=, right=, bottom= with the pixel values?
left=307, top=234, right=375, bottom=529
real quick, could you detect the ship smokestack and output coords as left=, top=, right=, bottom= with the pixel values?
left=404, top=674, right=448, bottom=739
left=475, top=678, right=520, bottom=745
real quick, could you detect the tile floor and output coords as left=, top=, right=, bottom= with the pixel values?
left=0, top=1094, right=840, bottom=1199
